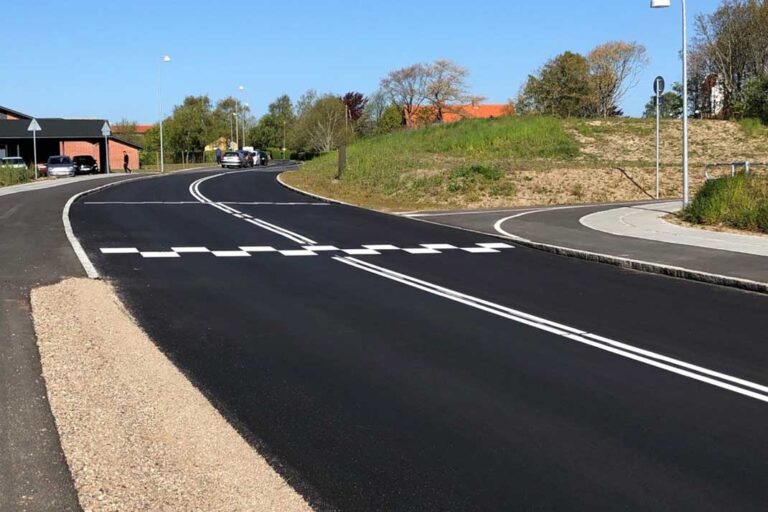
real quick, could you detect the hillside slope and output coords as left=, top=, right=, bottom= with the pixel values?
left=283, top=116, right=768, bottom=211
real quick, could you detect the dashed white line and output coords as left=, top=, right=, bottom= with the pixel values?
left=141, top=251, right=180, bottom=258
left=403, top=248, right=442, bottom=254
left=211, top=250, right=251, bottom=257
left=171, top=247, right=210, bottom=253
left=343, top=249, right=381, bottom=256
left=363, top=244, right=401, bottom=251
left=461, top=247, right=500, bottom=253
left=101, top=248, right=139, bottom=254
left=239, top=246, right=277, bottom=253
left=421, top=244, right=458, bottom=250
left=279, top=250, right=318, bottom=256
left=306, top=245, right=340, bottom=251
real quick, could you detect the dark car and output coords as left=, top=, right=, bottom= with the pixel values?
left=73, top=155, right=99, bottom=175
left=257, top=150, right=269, bottom=166
left=241, top=151, right=254, bottom=168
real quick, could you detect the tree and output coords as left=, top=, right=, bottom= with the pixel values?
left=425, top=60, right=470, bottom=122
left=164, top=95, right=217, bottom=163
left=376, top=104, right=404, bottom=134
left=293, top=95, right=350, bottom=153
left=736, top=75, right=768, bottom=123
left=249, top=95, right=295, bottom=148
left=112, top=119, right=143, bottom=147
left=341, top=92, right=367, bottom=122
left=381, top=63, right=429, bottom=127
left=518, top=51, right=594, bottom=117
left=642, top=82, right=685, bottom=118
left=588, top=41, right=648, bottom=117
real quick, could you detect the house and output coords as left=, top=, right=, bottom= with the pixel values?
left=407, top=101, right=514, bottom=127
left=0, top=105, right=141, bottom=171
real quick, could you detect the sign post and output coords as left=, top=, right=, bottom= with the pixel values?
left=27, top=118, right=41, bottom=179
left=101, top=122, right=112, bottom=174
left=654, top=76, right=665, bottom=200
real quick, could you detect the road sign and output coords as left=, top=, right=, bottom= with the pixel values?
left=654, top=76, right=665, bottom=96
left=28, top=119, right=41, bottom=179
left=101, top=123, right=111, bottom=174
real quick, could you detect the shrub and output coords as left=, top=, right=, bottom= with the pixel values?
left=683, top=173, right=768, bottom=233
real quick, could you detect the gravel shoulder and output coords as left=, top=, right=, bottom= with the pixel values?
left=31, top=278, right=311, bottom=512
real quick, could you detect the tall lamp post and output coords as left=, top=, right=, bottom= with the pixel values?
left=235, top=85, right=245, bottom=149
left=651, top=0, right=689, bottom=206
left=158, top=55, right=171, bottom=173
left=243, top=102, right=249, bottom=147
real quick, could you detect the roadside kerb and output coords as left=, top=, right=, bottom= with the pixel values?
left=276, top=172, right=768, bottom=295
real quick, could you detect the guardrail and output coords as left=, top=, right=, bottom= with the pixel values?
left=704, top=161, right=768, bottom=180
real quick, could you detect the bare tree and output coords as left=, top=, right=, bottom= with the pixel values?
left=425, top=60, right=470, bottom=122
left=588, top=41, right=648, bottom=117
left=296, top=95, right=349, bottom=153
left=380, top=63, right=429, bottom=127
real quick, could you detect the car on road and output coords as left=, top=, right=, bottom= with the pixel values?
left=46, top=156, right=76, bottom=177
left=221, top=151, right=247, bottom=169
left=243, top=151, right=255, bottom=168
left=0, top=156, right=27, bottom=171
left=258, top=151, right=269, bottom=166
left=73, top=155, right=99, bottom=175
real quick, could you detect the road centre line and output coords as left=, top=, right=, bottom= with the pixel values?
left=189, top=172, right=316, bottom=245
left=83, top=201, right=326, bottom=205
left=333, top=256, right=768, bottom=404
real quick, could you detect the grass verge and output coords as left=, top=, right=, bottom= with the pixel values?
left=682, top=173, right=768, bottom=233
left=0, top=166, right=34, bottom=187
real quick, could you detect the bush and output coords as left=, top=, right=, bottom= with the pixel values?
left=0, top=165, right=34, bottom=187
left=683, top=173, right=768, bottom=233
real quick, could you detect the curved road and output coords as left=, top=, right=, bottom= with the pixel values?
left=69, top=167, right=768, bottom=511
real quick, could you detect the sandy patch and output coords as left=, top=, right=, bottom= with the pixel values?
left=31, top=278, right=312, bottom=512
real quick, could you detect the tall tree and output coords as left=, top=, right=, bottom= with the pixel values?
left=381, top=63, right=429, bottom=127
left=518, top=51, right=594, bottom=117
left=249, top=95, right=295, bottom=148
left=642, top=82, right=685, bottom=118
left=425, top=60, right=470, bottom=122
left=588, top=41, right=648, bottom=117
left=294, top=95, right=350, bottom=153
left=341, top=92, right=368, bottom=122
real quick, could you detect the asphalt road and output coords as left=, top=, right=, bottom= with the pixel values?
left=70, top=167, right=768, bottom=511
left=0, top=174, right=137, bottom=512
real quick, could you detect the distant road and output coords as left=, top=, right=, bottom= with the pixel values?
left=70, top=166, right=768, bottom=511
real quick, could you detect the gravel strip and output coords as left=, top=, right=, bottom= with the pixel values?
left=31, top=278, right=312, bottom=512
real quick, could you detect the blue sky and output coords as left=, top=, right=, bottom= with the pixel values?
left=1, top=0, right=722, bottom=122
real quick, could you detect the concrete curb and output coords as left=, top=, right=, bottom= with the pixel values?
left=275, top=172, right=768, bottom=295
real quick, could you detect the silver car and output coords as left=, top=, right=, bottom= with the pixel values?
left=221, top=151, right=246, bottom=169
left=47, top=155, right=76, bottom=177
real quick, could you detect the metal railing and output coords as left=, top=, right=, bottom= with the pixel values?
left=704, top=161, right=768, bottom=180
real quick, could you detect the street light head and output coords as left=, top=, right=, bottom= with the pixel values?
left=238, top=85, right=245, bottom=91
left=162, top=55, right=171, bottom=62
left=651, top=0, right=670, bottom=7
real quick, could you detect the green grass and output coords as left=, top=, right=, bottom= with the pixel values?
left=289, top=116, right=578, bottom=209
left=738, top=118, right=768, bottom=138
left=682, top=173, right=768, bottom=233
left=0, top=166, right=34, bottom=187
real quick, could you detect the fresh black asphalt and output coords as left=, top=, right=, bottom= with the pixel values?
left=414, top=202, right=768, bottom=283
left=0, top=174, right=138, bottom=512
left=70, top=168, right=768, bottom=511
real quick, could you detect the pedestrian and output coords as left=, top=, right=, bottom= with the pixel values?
left=215, top=147, right=222, bottom=165
left=123, top=151, right=131, bottom=173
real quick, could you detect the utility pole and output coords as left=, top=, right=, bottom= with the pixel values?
left=654, top=76, right=665, bottom=200
left=282, top=120, right=287, bottom=160
left=158, top=55, right=171, bottom=173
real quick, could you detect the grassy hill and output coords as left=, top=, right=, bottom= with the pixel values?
left=282, top=116, right=768, bottom=211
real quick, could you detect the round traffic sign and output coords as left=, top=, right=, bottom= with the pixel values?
left=654, top=76, right=665, bottom=95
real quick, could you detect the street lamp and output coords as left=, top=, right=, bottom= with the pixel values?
left=158, top=54, right=171, bottom=173
left=651, top=0, right=689, bottom=206
left=243, top=102, right=249, bottom=148
left=235, top=85, right=245, bottom=149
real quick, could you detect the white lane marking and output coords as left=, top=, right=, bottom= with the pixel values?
left=363, top=244, right=400, bottom=250
left=334, top=256, right=768, bottom=404
left=83, top=201, right=327, bottom=206
left=171, top=247, right=210, bottom=253
left=280, top=249, right=317, bottom=256
left=478, top=242, right=515, bottom=249
left=306, top=245, right=340, bottom=251
left=211, top=250, right=251, bottom=257
left=189, top=172, right=316, bottom=245
left=101, top=248, right=140, bottom=254
left=461, top=247, right=500, bottom=253
left=403, top=248, right=442, bottom=254
left=343, top=249, right=381, bottom=256
left=421, top=244, right=458, bottom=250
left=141, top=251, right=180, bottom=258
left=239, top=246, right=277, bottom=252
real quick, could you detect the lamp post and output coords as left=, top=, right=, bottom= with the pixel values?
left=651, top=0, right=689, bottom=206
left=158, top=55, right=171, bottom=173
left=235, top=85, right=245, bottom=149
left=243, top=102, right=249, bottom=147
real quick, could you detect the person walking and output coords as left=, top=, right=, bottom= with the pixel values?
left=123, top=151, right=131, bottom=173
left=215, top=147, right=222, bottom=166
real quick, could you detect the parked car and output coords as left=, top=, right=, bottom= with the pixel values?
left=0, top=156, right=27, bottom=171
left=257, top=151, right=268, bottom=166
left=37, top=162, right=48, bottom=176
left=47, top=156, right=76, bottom=177
left=221, top=151, right=246, bottom=169
left=73, top=155, right=99, bottom=174
left=242, top=151, right=255, bottom=168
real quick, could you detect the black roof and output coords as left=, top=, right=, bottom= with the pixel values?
left=0, top=105, right=32, bottom=120
left=0, top=118, right=141, bottom=149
